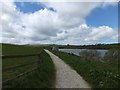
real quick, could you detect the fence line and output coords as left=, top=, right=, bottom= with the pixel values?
left=3, top=67, right=38, bottom=85
left=2, top=54, right=40, bottom=59
left=2, top=52, right=43, bottom=86
left=3, top=61, right=38, bottom=71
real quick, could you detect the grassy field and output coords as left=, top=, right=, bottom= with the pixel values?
left=2, top=43, right=43, bottom=55
left=2, top=43, right=119, bottom=88
left=52, top=50, right=119, bottom=89
left=2, top=44, right=55, bottom=88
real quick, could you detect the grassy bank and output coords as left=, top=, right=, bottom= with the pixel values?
left=52, top=50, right=119, bottom=89
left=2, top=43, right=42, bottom=55
left=2, top=44, right=55, bottom=88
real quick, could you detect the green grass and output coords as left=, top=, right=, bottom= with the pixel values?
left=4, top=50, right=55, bottom=88
left=2, top=43, right=55, bottom=88
left=2, top=44, right=42, bottom=55
left=52, top=50, right=119, bottom=89
left=3, top=63, right=38, bottom=80
left=3, top=56, right=38, bottom=68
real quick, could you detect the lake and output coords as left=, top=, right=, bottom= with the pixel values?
left=59, top=49, right=108, bottom=57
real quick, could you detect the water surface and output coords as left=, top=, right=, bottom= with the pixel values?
left=59, top=49, right=108, bottom=57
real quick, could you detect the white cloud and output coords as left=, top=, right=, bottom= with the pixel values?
left=1, top=1, right=118, bottom=45
left=54, top=24, right=117, bottom=44
left=2, top=0, right=118, bottom=2
left=85, top=26, right=116, bottom=41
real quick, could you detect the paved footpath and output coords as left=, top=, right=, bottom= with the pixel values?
left=45, top=49, right=91, bottom=88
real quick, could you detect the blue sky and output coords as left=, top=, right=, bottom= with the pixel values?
left=15, top=2, right=118, bottom=29
left=15, top=2, right=45, bottom=13
left=15, top=2, right=56, bottom=13
left=86, top=5, right=118, bottom=28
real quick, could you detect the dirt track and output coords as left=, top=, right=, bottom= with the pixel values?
left=45, top=49, right=91, bottom=88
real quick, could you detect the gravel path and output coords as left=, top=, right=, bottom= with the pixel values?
left=45, top=49, right=91, bottom=88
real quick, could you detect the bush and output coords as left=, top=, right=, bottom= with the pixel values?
left=103, top=49, right=119, bottom=62
left=79, top=50, right=101, bottom=61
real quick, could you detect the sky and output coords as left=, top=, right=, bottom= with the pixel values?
left=1, top=0, right=119, bottom=45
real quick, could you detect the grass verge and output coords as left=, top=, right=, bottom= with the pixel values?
left=52, top=50, right=119, bottom=89
left=2, top=44, right=55, bottom=88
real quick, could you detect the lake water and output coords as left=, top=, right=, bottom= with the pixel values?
left=59, top=49, right=108, bottom=57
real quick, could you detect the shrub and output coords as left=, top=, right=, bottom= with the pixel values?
left=79, top=50, right=101, bottom=61
left=103, top=49, right=119, bottom=62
